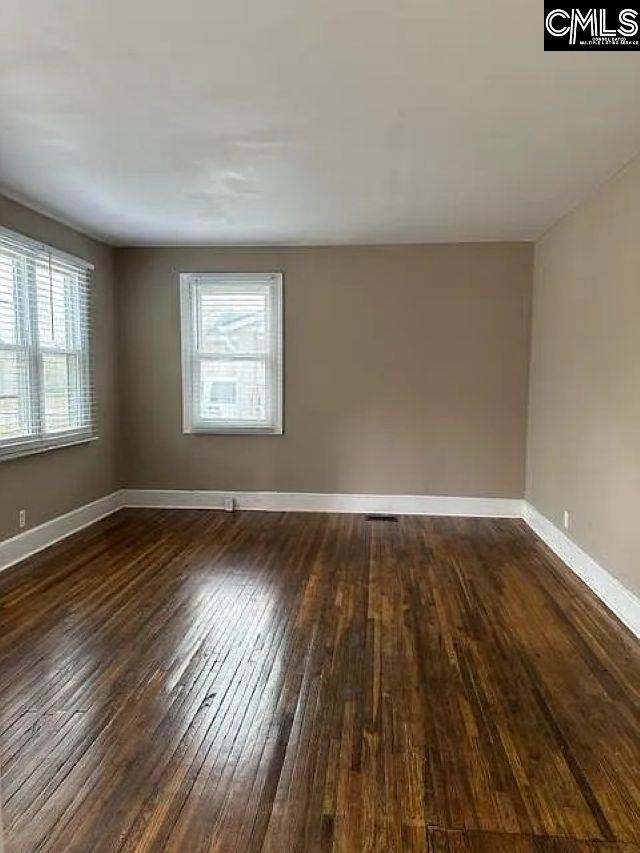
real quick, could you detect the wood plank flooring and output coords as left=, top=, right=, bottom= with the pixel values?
left=0, top=509, right=639, bottom=852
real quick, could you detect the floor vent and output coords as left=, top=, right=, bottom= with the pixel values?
left=365, top=514, right=399, bottom=522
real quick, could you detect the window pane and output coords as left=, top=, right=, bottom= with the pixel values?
left=0, top=229, right=94, bottom=459
left=0, top=254, right=18, bottom=346
left=0, top=351, right=30, bottom=439
left=36, top=262, right=77, bottom=350
left=198, top=359, right=267, bottom=422
left=181, top=273, right=282, bottom=434
left=42, top=353, right=79, bottom=433
left=198, top=287, right=267, bottom=355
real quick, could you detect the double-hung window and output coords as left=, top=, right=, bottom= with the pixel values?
left=0, top=227, right=95, bottom=461
left=180, top=273, right=283, bottom=434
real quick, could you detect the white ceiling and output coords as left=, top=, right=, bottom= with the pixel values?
left=1, top=0, right=640, bottom=246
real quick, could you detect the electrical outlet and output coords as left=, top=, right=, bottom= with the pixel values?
left=18, top=509, right=26, bottom=529
left=563, top=510, right=569, bottom=530
left=223, top=497, right=235, bottom=513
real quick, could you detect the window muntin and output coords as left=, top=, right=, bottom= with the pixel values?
left=0, top=227, right=94, bottom=460
left=180, top=273, right=283, bottom=434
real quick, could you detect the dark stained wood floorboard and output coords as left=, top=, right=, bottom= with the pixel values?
left=0, top=509, right=638, bottom=852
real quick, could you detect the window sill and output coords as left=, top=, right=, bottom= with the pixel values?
left=0, top=434, right=98, bottom=464
left=184, top=426, right=283, bottom=436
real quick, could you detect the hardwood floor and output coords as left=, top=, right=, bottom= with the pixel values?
left=0, top=509, right=638, bottom=852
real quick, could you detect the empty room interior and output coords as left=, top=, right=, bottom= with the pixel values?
left=1, top=1, right=640, bottom=851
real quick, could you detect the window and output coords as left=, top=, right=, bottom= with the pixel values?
left=180, top=272, right=283, bottom=434
left=0, top=227, right=95, bottom=461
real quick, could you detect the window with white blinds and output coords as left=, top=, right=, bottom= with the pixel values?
left=0, top=227, right=95, bottom=461
left=180, top=273, right=283, bottom=434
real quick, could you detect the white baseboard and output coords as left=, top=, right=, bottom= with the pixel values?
left=123, top=489, right=524, bottom=517
left=1, top=488, right=637, bottom=641
left=0, top=489, right=521, bottom=577
left=0, top=490, right=125, bottom=574
left=523, top=503, right=640, bottom=638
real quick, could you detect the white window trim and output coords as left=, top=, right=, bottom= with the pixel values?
left=0, top=433, right=98, bottom=464
left=0, top=227, right=96, bottom=462
left=179, top=272, right=284, bottom=435
left=0, top=227, right=95, bottom=273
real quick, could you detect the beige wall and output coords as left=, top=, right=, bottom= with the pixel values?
left=117, top=243, right=532, bottom=497
left=4, top=164, right=638, bottom=603
left=527, top=155, right=640, bottom=597
left=0, top=196, right=119, bottom=540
